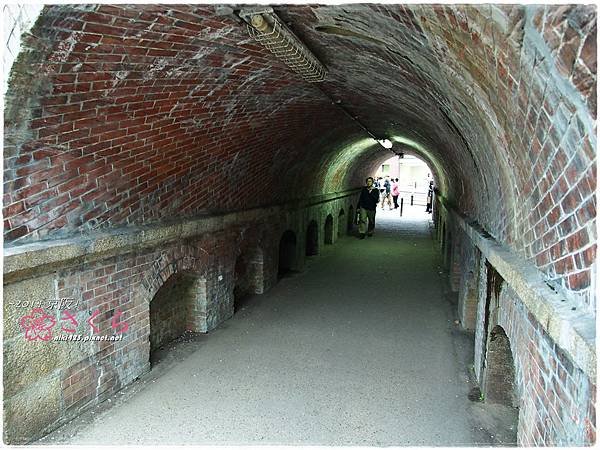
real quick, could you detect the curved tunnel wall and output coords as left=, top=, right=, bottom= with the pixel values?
left=4, top=5, right=595, bottom=312
left=2, top=4, right=596, bottom=444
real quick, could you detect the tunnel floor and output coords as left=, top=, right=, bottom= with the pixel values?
left=38, top=205, right=516, bottom=446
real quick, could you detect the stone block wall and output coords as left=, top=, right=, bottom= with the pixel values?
left=2, top=3, right=44, bottom=95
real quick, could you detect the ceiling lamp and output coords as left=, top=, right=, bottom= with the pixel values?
left=238, top=7, right=327, bottom=83
left=378, top=139, right=393, bottom=149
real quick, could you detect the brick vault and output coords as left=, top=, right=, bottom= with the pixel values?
left=2, top=3, right=597, bottom=446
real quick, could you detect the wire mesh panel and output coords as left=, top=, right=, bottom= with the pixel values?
left=246, top=15, right=327, bottom=83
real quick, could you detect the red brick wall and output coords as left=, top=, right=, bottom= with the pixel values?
left=497, top=284, right=596, bottom=446
left=3, top=5, right=366, bottom=244
left=4, top=4, right=595, bottom=308
left=2, top=5, right=596, bottom=443
left=3, top=193, right=356, bottom=444
left=437, top=198, right=595, bottom=445
left=413, top=5, right=597, bottom=309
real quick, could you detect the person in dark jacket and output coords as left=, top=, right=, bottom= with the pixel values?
left=426, top=180, right=434, bottom=213
left=356, top=176, right=380, bottom=239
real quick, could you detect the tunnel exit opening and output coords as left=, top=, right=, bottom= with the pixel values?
left=374, top=154, right=435, bottom=211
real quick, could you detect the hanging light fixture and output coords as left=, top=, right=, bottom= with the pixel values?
left=378, top=139, right=393, bottom=149
left=238, top=7, right=327, bottom=83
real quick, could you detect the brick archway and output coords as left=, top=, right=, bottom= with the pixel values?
left=149, top=271, right=207, bottom=358
left=140, top=245, right=209, bottom=334
left=234, top=245, right=264, bottom=312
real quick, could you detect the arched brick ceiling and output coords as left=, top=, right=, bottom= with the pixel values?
left=3, top=4, right=596, bottom=300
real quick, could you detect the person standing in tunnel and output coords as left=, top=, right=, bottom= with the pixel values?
left=426, top=180, right=434, bottom=213
left=381, top=176, right=393, bottom=210
left=391, top=178, right=400, bottom=209
left=356, top=176, right=380, bottom=239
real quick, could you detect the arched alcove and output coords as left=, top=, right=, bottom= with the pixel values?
left=278, top=230, right=297, bottom=278
left=338, top=209, right=345, bottom=237
left=324, top=214, right=334, bottom=245
left=149, top=272, right=206, bottom=365
left=233, top=246, right=264, bottom=312
left=445, top=229, right=453, bottom=270
left=306, top=220, right=319, bottom=256
left=483, top=325, right=518, bottom=408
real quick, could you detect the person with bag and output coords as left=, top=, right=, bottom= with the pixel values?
left=356, top=176, right=380, bottom=239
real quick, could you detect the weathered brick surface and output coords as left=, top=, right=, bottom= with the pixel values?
left=3, top=194, right=356, bottom=444
left=149, top=273, right=203, bottom=351
left=457, top=235, right=481, bottom=331
left=437, top=200, right=595, bottom=446
left=496, top=284, right=595, bottom=446
left=2, top=3, right=596, bottom=446
left=3, top=5, right=595, bottom=313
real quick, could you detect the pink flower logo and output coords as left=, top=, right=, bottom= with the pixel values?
left=19, top=308, right=56, bottom=341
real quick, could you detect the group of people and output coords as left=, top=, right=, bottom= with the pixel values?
left=373, top=176, right=401, bottom=210
left=355, top=176, right=434, bottom=239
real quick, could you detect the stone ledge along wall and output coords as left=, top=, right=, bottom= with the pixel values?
left=436, top=199, right=596, bottom=445
left=3, top=195, right=357, bottom=444
left=3, top=3, right=596, bottom=447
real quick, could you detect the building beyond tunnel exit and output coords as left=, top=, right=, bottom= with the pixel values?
left=2, top=3, right=597, bottom=446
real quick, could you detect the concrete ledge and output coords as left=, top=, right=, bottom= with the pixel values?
left=438, top=197, right=596, bottom=382
left=3, top=190, right=359, bottom=283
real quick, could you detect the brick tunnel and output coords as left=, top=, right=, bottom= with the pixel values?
left=2, top=3, right=596, bottom=446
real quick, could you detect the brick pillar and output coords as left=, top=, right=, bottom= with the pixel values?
left=458, top=244, right=481, bottom=330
